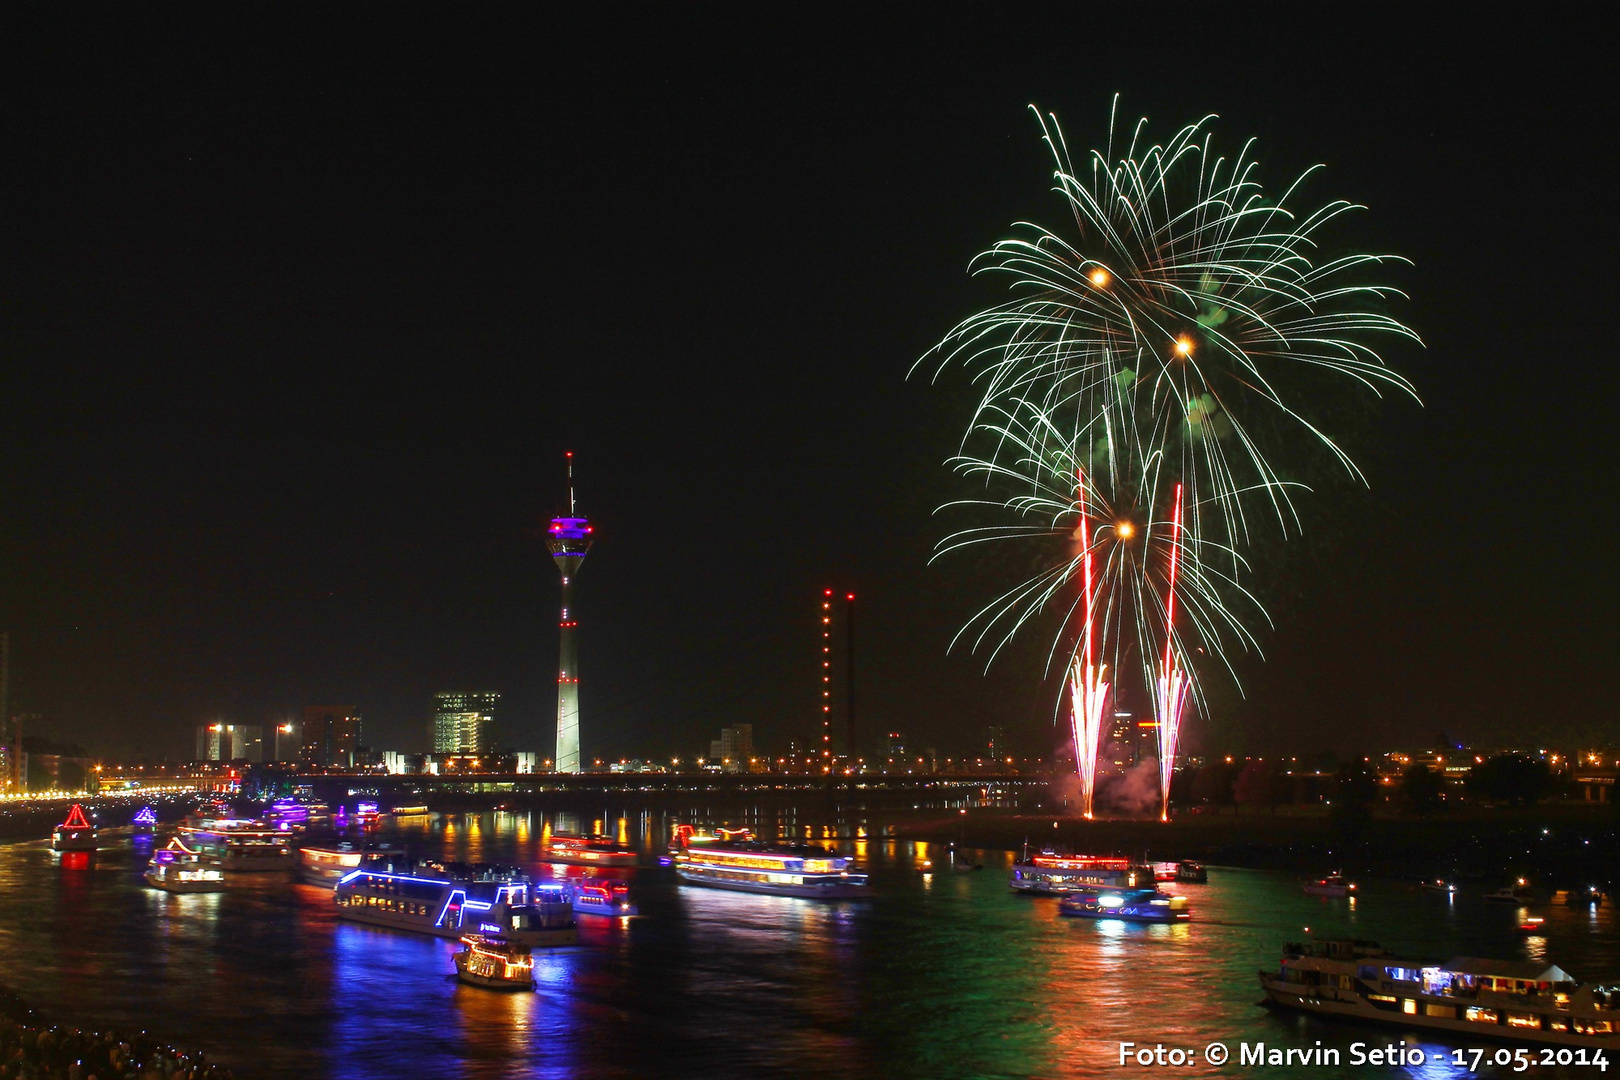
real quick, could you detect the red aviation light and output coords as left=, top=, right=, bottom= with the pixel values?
left=846, top=593, right=854, bottom=601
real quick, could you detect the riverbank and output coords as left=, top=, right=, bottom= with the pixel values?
left=1, top=984, right=232, bottom=1080
left=897, top=803, right=1620, bottom=888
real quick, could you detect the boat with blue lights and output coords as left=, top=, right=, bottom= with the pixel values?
left=673, top=841, right=870, bottom=898
left=144, top=837, right=226, bottom=893
left=51, top=804, right=98, bottom=852
left=334, top=863, right=577, bottom=946
left=1260, top=938, right=1620, bottom=1049
left=571, top=879, right=638, bottom=917
left=454, top=934, right=535, bottom=990
left=1009, top=852, right=1154, bottom=896
left=132, top=806, right=159, bottom=832
left=1058, top=886, right=1190, bottom=923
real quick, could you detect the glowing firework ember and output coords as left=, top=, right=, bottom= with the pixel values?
left=922, top=101, right=1417, bottom=818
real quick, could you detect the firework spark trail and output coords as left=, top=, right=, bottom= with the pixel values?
left=1070, top=468, right=1109, bottom=819
left=1155, top=482, right=1189, bottom=822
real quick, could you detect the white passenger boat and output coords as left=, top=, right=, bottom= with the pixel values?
left=1260, top=938, right=1620, bottom=1049
left=1303, top=873, right=1356, bottom=897
left=541, top=832, right=639, bottom=868
left=1485, top=878, right=1536, bottom=904
left=1008, top=852, right=1155, bottom=896
left=673, top=842, right=869, bottom=898
left=179, top=811, right=295, bottom=872
left=334, top=863, right=577, bottom=946
left=296, top=840, right=407, bottom=887
left=454, top=935, right=535, bottom=990
left=144, top=837, right=226, bottom=893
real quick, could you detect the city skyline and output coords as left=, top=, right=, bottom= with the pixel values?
left=1, top=9, right=1613, bottom=765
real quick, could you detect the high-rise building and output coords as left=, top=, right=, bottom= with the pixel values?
left=433, top=691, right=499, bottom=754
left=546, top=453, right=592, bottom=774
left=273, top=720, right=303, bottom=763
left=708, top=723, right=754, bottom=772
left=0, top=631, right=12, bottom=792
left=194, top=724, right=264, bottom=763
left=302, top=706, right=362, bottom=768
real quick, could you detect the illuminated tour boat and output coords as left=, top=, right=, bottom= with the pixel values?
left=132, top=805, right=159, bottom=832
left=571, top=880, right=638, bottom=917
left=296, top=840, right=407, bottom=887
left=1260, top=939, right=1620, bottom=1048
left=541, top=832, right=639, bottom=868
left=673, top=842, right=870, bottom=898
left=454, top=935, right=535, bottom=990
left=1303, top=872, right=1356, bottom=897
left=51, top=804, right=98, bottom=852
left=1175, top=860, right=1207, bottom=883
left=144, top=837, right=226, bottom=893
left=1058, top=886, right=1190, bottom=923
left=334, top=864, right=577, bottom=946
left=1008, top=852, right=1154, bottom=896
left=179, top=812, right=295, bottom=872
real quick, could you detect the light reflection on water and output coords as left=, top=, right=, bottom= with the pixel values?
left=0, top=812, right=1616, bottom=1079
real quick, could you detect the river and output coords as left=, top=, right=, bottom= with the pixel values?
left=1, top=806, right=1615, bottom=1078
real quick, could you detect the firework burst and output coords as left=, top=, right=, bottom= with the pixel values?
left=923, top=101, right=1417, bottom=816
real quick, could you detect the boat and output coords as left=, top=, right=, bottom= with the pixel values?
left=1485, top=878, right=1536, bottom=904
left=1009, top=851, right=1155, bottom=896
left=1303, top=873, right=1356, bottom=897
left=454, top=935, right=535, bottom=990
left=1149, top=861, right=1179, bottom=883
left=179, top=811, right=295, bottom=872
left=144, top=837, right=226, bottom=893
left=541, top=832, right=639, bottom=868
left=1175, top=861, right=1208, bottom=884
left=51, top=805, right=98, bottom=852
left=1059, top=886, right=1191, bottom=923
left=571, top=880, right=638, bottom=917
left=1421, top=878, right=1458, bottom=894
left=390, top=804, right=430, bottom=816
left=1556, top=886, right=1605, bottom=908
left=132, top=806, right=159, bottom=832
left=1260, top=938, right=1619, bottom=1048
left=334, top=863, right=577, bottom=946
left=1520, top=916, right=1547, bottom=932
left=296, top=839, right=407, bottom=887
left=673, top=841, right=870, bottom=898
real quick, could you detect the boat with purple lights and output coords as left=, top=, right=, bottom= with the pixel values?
left=144, top=837, right=226, bottom=893
left=334, top=862, right=577, bottom=946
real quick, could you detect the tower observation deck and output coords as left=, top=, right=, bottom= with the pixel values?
left=547, top=452, right=592, bottom=773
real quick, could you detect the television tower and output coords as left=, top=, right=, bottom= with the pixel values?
left=547, top=452, right=592, bottom=773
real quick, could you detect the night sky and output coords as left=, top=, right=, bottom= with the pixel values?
left=2, top=8, right=1613, bottom=762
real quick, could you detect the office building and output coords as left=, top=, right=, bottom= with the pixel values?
left=302, top=706, right=362, bottom=769
left=195, top=723, right=264, bottom=763
left=432, top=691, right=499, bottom=754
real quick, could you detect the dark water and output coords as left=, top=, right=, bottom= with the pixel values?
left=2, top=809, right=1616, bottom=1079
